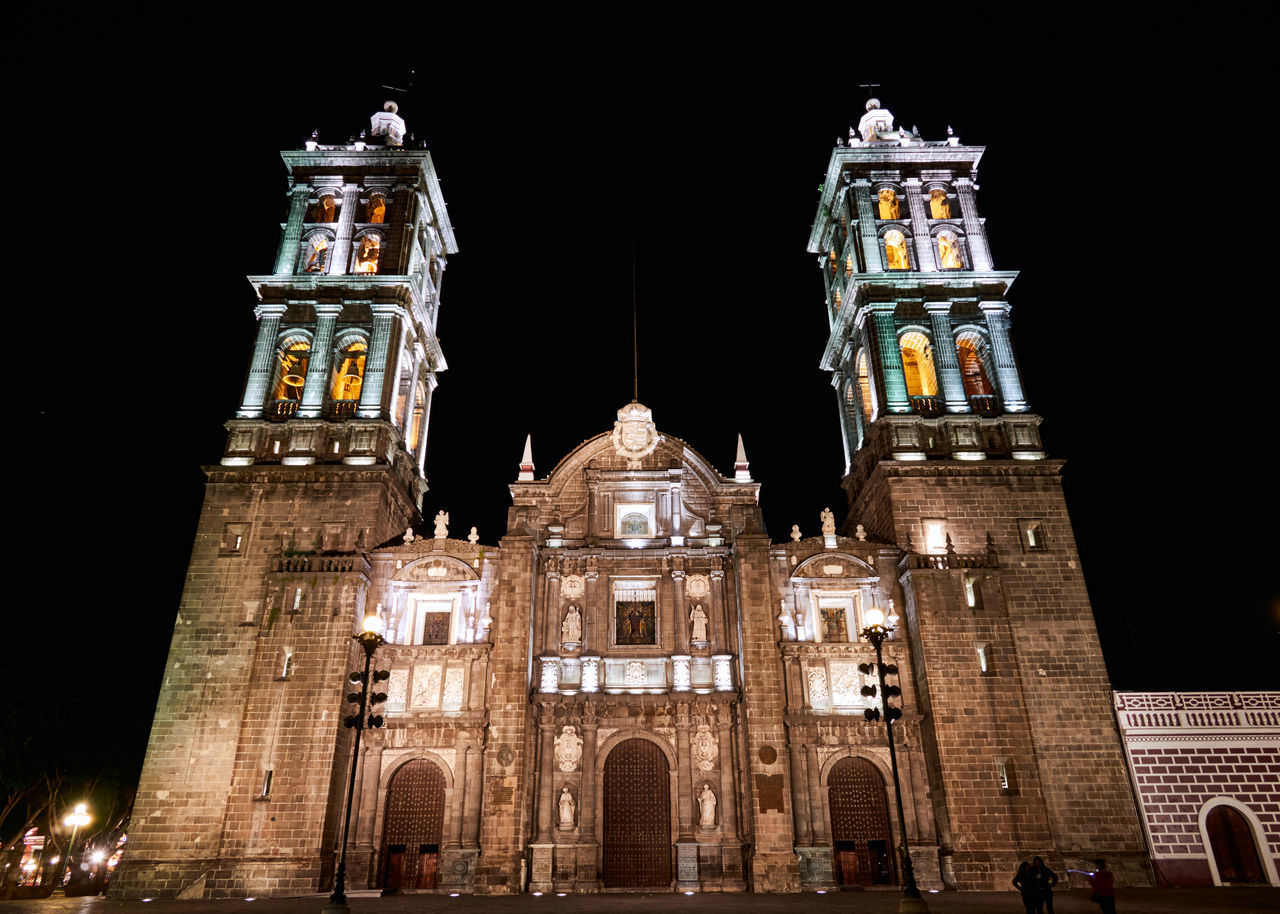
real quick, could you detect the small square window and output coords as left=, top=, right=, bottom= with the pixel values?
left=996, top=758, right=1017, bottom=794
left=614, top=503, right=656, bottom=540
left=1019, top=519, right=1046, bottom=552
left=220, top=523, right=250, bottom=556
left=922, top=518, right=948, bottom=554
left=280, top=650, right=294, bottom=679
left=975, top=643, right=990, bottom=675
left=257, top=769, right=273, bottom=800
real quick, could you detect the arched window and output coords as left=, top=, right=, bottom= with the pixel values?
left=330, top=339, right=367, bottom=402
left=877, top=188, right=900, bottom=220
left=929, top=189, right=951, bottom=219
left=937, top=230, right=964, bottom=269
left=955, top=335, right=993, bottom=397
left=407, top=381, right=426, bottom=451
left=353, top=233, right=382, bottom=273
left=883, top=230, right=910, bottom=270
left=899, top=331, right=937, bottom=397
left=272, top=337, right=311, bottom=401
left=301, top=233, right=332, bottom=273
left=855, top=348, right=875, bottom=420
left=620, top=512, right=650, bottom=536
left=366, top=194, right=387, bottom=224
left=306, top=193, right=339, bottom=224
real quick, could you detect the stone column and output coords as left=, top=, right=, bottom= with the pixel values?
left=384, top=185, right=412, bottom=274
left=584, top=570, right=601, bottom=655
left=545, top=566, right=562, bottom=655
left=400, top=345, right=422, bottom=434
left=463, top=740, right=484, bottom=847
left=788, top=727, right=812, bottom=844
left=355, top=741, right=383, bottom=848
left=675, top=702, right=694, bottom=839
left=536, top=703, right=556, bottom=842
left=415, top=372, right=436, bottom=477
left=330, top=184, right=360, bottom=275
left=954, top=178, right=993, bottom=271
left=806, top=743, right=827, bottom=843
left=981, top=302, right=1028, bottom=411
left=274, top=185, right=310, bottom=274
left=237, top=305, right=285, bottom=417
left=716, top=704, right=739, bottom=841
left=671, top=568, right=689, bottom=648
left=357, top=306, right=399, bottom=419
left=449, top=734, right=468, bottom=848
left=852, top=179, right=880, bottom=270
left=781, top=655, right=797, bottom=711
left=468, top=653, right=488, bottom=711
left=903, top=178, right=935, bottom=271
left=299, top=303, right=341, bottom=417
left=870, top=307, right=909, bottom=412
left=928, top=304, right=968, bottom=413
left=580, top=704, right=598, bottom=841
left=709, top=567, right=728, bottom=654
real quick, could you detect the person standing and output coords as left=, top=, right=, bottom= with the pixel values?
left=1012, top=861, right=1039, bottom=914
left=1084, top=858, right=1116, bottom=914
left=1031, top=855, right=1058, bottom=914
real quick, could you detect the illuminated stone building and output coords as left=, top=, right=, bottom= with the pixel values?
left=113, top=99, right=1147, bottom=899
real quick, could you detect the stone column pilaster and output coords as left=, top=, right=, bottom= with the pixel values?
left=416, top=372, right=436, bottom=477
left=449, top=734, right=468, bottom=848
left=904, top=178, right=935, bottom=271
left=299, top=304, right=341, bottom=417
left=330, top=184, right=360, bottom=275
left=387, top=323, right=412, bottom=430
left=806, top=743, right=827, bottom=842
left=274, top=185, right=310, bottom=274
left=788, top=727, right=812, bottom=844
left=954, top=179, right=993, bottom=271
left=671, top=568, right=689, bottom=648
left=357, top=306, right=399, bottom=418
left=716, top=703, right=739, bottom=841
left=355, top=741, right=383, bottom=849
left=584, top=569, right=600, bottom=655
left=463, top=740, right=483, bottom=847
left=581, top=704, right=598, bottom=841
left=675, top=701, right=694, bottom=839
left=400, top=345, right=422, bottom=433
left=468, top=653, right=488, bottom=711
left=871, top=307, right=909, bottom=412
left=536, top=703, right=556, bottom=842
left=928, top=304, right=968, bottom=412
left=852, top=179, right=880, bottom=270
left=709, top=567, right=728, bottom=654
left=545, top=566, right=562, bottom=655
left=981, top=302, right=1028, bottom=411
left=237, top=305, right=285, bottom=417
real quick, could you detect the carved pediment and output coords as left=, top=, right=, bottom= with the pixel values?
left=792, top=552, right=878, bottom=581
left=394, top=554, right=480, bottom=582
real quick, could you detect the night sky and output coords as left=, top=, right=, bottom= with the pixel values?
left=7, top=30, right=1275, bottom=800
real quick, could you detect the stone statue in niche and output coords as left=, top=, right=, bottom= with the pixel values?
left=820, top=507, right=836, bottom=536
left=698, top=783, right=717, bottom=827
left=790, top=524, right=802, bottom=541
left=689, top=604, right=709, bottom=644
left=561, top=605, right=582, bottom=645
left=433, top=510, right=449, bottom=538
left=559, top=786, right=576, bottom=827
left=554, top=726, right=582, bottom=772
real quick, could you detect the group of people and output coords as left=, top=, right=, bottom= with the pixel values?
left=1013, top=857, right=1116, bottom=914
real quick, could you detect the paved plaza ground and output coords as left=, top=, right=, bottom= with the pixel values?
left=3, top=889, right=1278, bottom=914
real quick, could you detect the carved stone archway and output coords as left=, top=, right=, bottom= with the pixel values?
left=601, top=737, right=672, bottom=888
left=379, top=758, right=447, bottom=891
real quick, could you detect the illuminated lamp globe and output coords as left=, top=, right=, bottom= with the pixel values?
left=362, top=614, right=382, bottom=634
left=864, top=607, right=886, bottom=628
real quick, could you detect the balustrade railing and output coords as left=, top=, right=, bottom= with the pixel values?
left=969, top=394, right=999, bottom=416
left=328, top=399, right=358, bottom=420
left=267, top=399, right=300, bottom=421
left=910, top=395, right=942, bottom=417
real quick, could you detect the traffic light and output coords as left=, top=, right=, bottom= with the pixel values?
left=367, top=669, right=390, bottom=729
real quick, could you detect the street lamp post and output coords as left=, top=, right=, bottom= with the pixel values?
left=323, top=613, right=389, bottom=914
left=59, top=803, right=91, bottom=891
left=860, top=606, right=929, bottom=914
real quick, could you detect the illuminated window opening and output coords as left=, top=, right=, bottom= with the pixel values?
left=845, top=254, right=854, bottom=277
left=306, top=194, right=339, bottom=224
left=877, top=188, right=900, bottom=220
left=976, top=643, right=989, bottom=674
left=258, top=769, right=273, bottom=800
left=330, top=339, right=367, bottom=402
left=883, top=229, right=910, bottom=270
left=410, top=595, right=457, bottom=645
left=1020, top=519, right=1046, bottom=552
left=937, top=230, right=964, bottom=269
left=353, top=233, right=381, bottom=274
left=856, top=349, right=876, bottom=421
left=996, top=759, right=1016, bottom=793
left=365, top=194, right=387, bottom=224
left=929, top=189, right=951, bottom=219
left=292, top=587, right=302, bottom=612
left=272, top=338, right=311, bottom=401
left=962, top=572, right=983, bottom=611
left=301, top=234, right=331, bottom=273
left=281, top=650, right=294, bottom=678
left=613, top=503, right=656, bottom=539
left=408, top=382, right=427, bottom=452
left=221, top=522, right=248, bottom=556
left=956, top=336, right=993, bottom=397
left=899, top=331, right=938, bottom=397
left=922, top=519, right=947, bottom=554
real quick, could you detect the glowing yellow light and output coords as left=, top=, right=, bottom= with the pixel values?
left=864, top=607, right=885, bottom=628
left=362, top=614, right=381, bottom=634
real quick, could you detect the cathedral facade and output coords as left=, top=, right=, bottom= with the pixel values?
left=112, top=100, right=1147, bottom=899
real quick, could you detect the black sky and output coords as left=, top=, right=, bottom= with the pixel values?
left=5, top=27, right=1275, bottom=793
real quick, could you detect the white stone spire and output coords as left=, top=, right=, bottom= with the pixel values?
left=734, top=434, right=751, bottom=482
left=518, top=434, right=535, bottom=481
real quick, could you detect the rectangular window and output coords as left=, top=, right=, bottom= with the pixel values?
left=963, top=573, right=983, bottom=611
left=615, top=503, right=656, bottom=540
left=1019, top=519, right=1046, bottom=552
left=976, top=643, right=989, bottom=674
left=613, top=580, right=658, bottom=645
left=281, top=650, right=294, bottom=679
left=922, top=518, right=948, bottom=554
left=411, top=596, right=455, bottom=645
left=258, top=769, right=273, bottom=800
left=220, top=523, right=250, bottom=556
left=292, top=587, right=303, bottom=613
left=996, top=758, right=1016, bottom=793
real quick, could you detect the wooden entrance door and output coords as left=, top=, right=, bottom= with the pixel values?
left=828, top=757, right=895, bottom=887
left=1207, top=805, right=1265, bottom=882
left=380, top=759, right=446, bottom=890
left=602, top=738, right=671, bottom=888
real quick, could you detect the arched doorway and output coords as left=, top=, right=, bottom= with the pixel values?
left=380, top=758, right=446, bottom=891
left=828, top=756, right=895, bottom=887
left=1207, top=804, right=1265, bottom=883
left=602, top=738, right=671, bottom=888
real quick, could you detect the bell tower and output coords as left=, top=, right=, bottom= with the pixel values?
left=112, top=102, right=458, bottom=899
left=808, top=99, right=1148, bottom=888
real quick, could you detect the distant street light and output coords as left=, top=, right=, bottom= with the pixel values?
left=60, top=803, right=91, bottom=890
left=323, top=613, right=389, bottom=914
left=860, top=606, right=928, bottom=914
